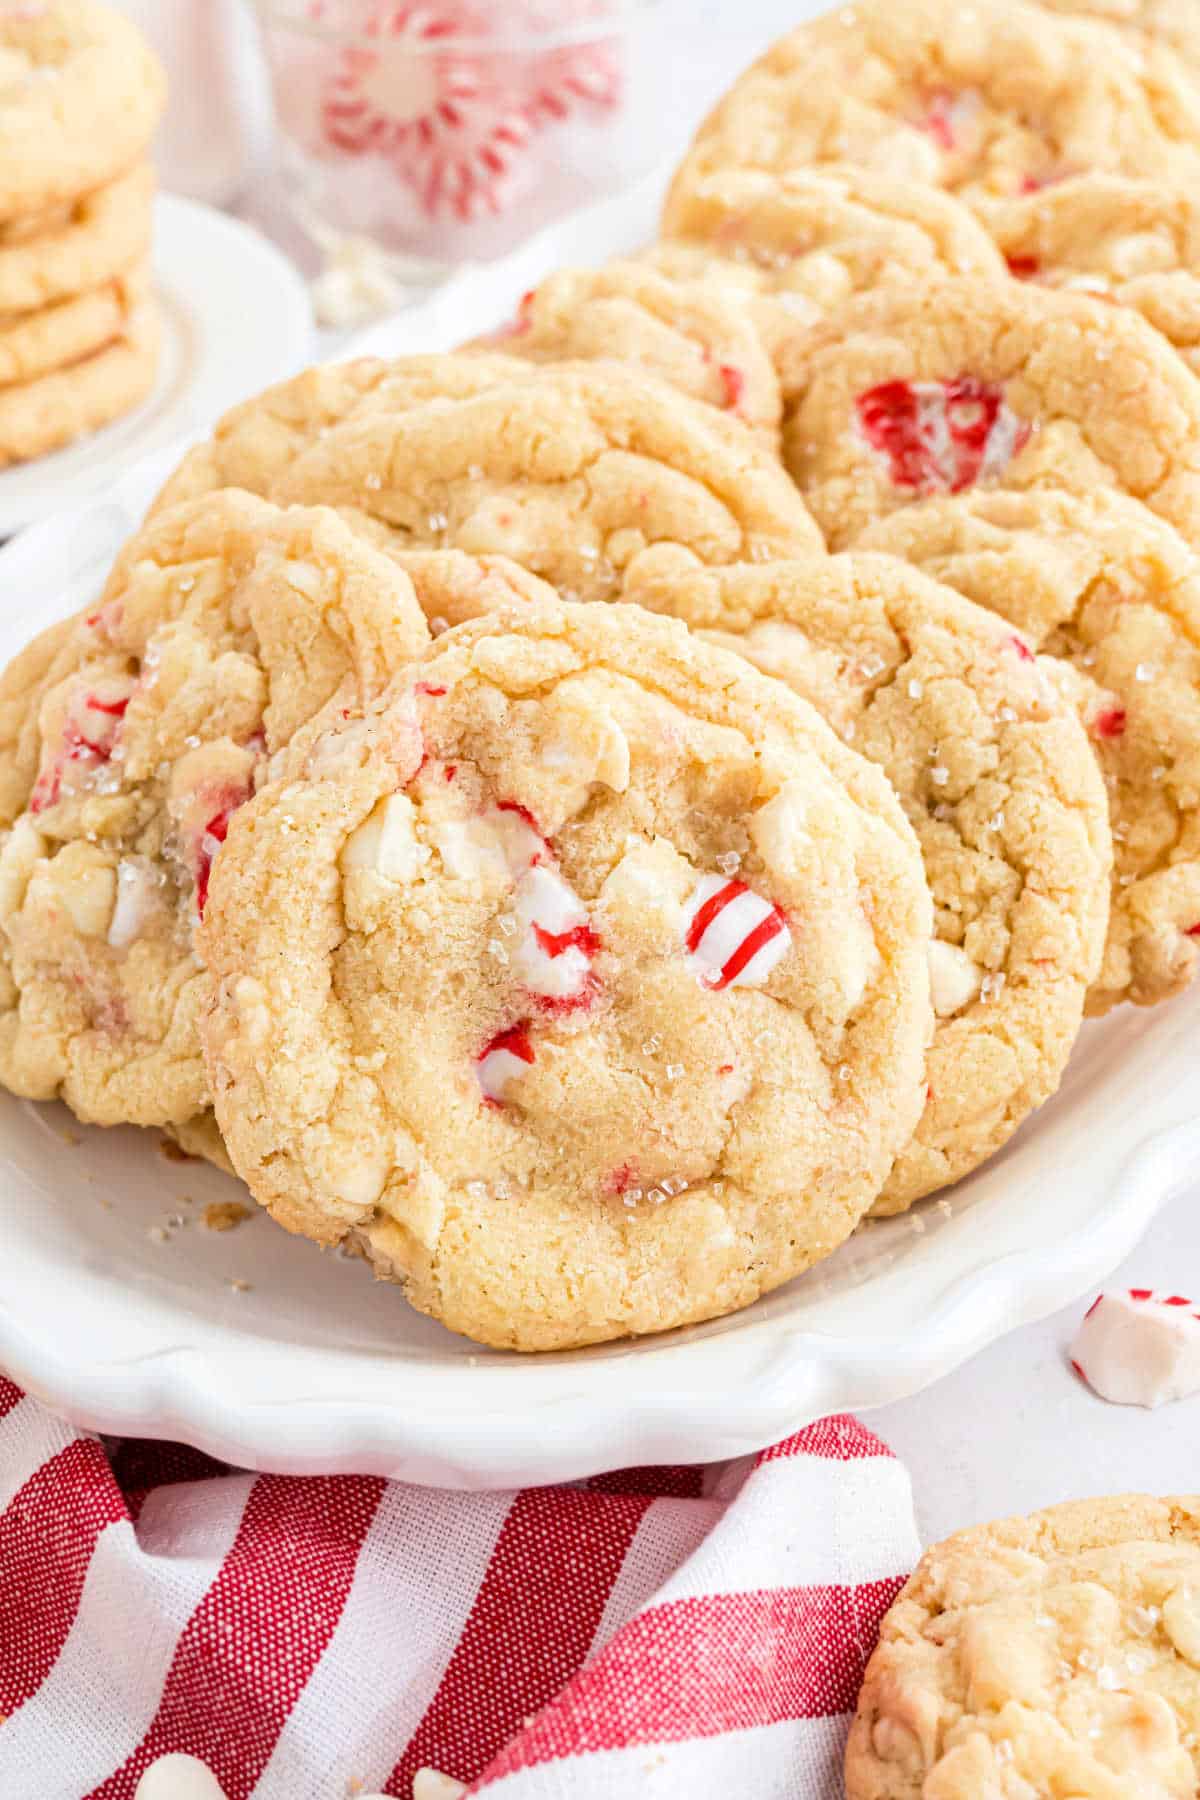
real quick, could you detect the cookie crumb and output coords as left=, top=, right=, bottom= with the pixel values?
left=202, top=1201, right=251, bottom=1233
left=159, top=1137, right=196, bottom=1164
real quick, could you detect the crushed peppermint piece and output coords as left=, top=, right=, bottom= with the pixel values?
left=682, top=873, right=791, bottom=991
left=1071, top=1288, right=1200, bottom=1408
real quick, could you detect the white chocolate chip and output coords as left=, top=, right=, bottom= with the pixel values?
left=0, top=814, right=45, bottom=927
left=749, top=782, right=811, bottom=876
left=37, top=842, right=117, bottom=938
left=1163, top=1586, right=1200, bottom=1667
left=927, top=939, right=983, bottom=1018
left=331, top=1145, right=390, bottom=1212
left=134, top=1755, right=227, bottom=1800
left=107, top=856, right=162, bottom=949
left=411, top=1775, right=468, bottom=1800
left=342, top=793, right=430, bottom=884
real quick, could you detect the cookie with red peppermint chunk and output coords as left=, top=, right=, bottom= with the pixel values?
left=667, top=0, right=1200, bottom=222
left=860, top=487, right=1200, bottom=1014
left=625, top=551, right=1110, bottom=1212
left=469, top=262, right=782, bottom=446
left=0, top=490, right=434, bottom=1132
left=778, top=277, right=1200, bottom=552
left=845, top=1493, right=1200, bottom=1799
left=150, top=351, right=531, bottom=518
left=199, top=601, right=933, bottom=1351
left=269, top=361, right=824, bottom=599
left=979, top=174, right=1200, bottom=376
left=647, top=166, right=1006, bottom=349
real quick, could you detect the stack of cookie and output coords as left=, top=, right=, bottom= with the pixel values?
left=3, top=0, right=1200, bottom=1375
left=0, top=1, right=165, bottom=469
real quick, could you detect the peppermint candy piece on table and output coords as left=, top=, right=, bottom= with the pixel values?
left=319, top=1, right=536, bottom=222
left=683, top=874, right=791, bottom=992
left=855, top=377, right=1031, bottom=495
left=1070, top=1288, right=1200, bottom=1409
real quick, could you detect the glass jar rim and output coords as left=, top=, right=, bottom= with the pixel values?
left=250, top=0, right=658, bottom=54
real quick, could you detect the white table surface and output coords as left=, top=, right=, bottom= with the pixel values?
left=138, top=0, right=1200, bottom=1543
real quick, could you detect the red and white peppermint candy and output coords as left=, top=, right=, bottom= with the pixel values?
left=856, top=377, right=1032, bottom=495
left=509, top=863, right=600, bottom=1009
left=682, top=874, right=790, bottom=992
left=476, top=1021, right=535, bottom=1105
left=320, top=2, right=535, bottom=222
left=1071, top=1288, right=1200, bottom=1409
left=189, top=780, right=255, bottom=917
left=917, top=87, right=980, bottom=153
left=29, top=674, right=135, bottom=814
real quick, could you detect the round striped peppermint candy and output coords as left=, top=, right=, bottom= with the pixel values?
left=319, top=2, right=535, bottom=221
left=683, top=874, right=791, bottom=992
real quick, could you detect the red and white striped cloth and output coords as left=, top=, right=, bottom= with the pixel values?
left=0, top=1377, right=919, bottom=1799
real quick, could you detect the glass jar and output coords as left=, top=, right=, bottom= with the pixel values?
left=252, top=0, right=666, bottom=282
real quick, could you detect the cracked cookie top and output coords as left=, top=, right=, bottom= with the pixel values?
left=649, top=165, right=1005, bottom=350
left=469, top=260, right=783, bottom=446
left=268, top=360, right=825, bottom=599
left=625, top=550, right=1110, bottom=1211
left=776, top=277, right=1200, bottom=553
left=199, top=600, right=933, bottom=1351
left=0, top=490, right=435, bottom=1130
left=861, top=486, right=1200, bottom=1013
left=668, top=0, right=1200, bottom=224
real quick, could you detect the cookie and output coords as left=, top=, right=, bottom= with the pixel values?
left=0, top=490, right=433, bottom=1129
left=860, top=487, right=1200, bottom=1013
left=777, top=277, right=1200, bottom=552
left=668, top=0, right=1200, bottom=220
left=650, top=165, right=1005, bottom=351
left=0, top=295, right=159, bottom=468
left=0, top=161, right=154, bottom=314
left=0, top=2, right=167, bottom=219
left=1036, top=0, right=1200, bottom=72
left=0, top=256, right=148, bottom=387
left=626, top=551, right=1110, bottom=1210
left=269, top=361, right=824, bottom=599
left=979, top=173, right=1200, bottom=375
left=845, top=1493, right=1200, bottom=1798
left=199, top=601, right=934, bottom=1351
left=471, top=261, right=782, bottom=445
left=150, top=351, right=532, bottom=518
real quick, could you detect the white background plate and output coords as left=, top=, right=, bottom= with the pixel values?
left=0, top=174, right=1196, bottom=1490
left=0, top=193, right=314, bottom=537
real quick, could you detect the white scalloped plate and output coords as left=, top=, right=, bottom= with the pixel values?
left=0, top=173, right=1196, bottom=1489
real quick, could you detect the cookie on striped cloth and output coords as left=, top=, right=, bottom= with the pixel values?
left=625, top=550, right=1110, bottom=1211
left=199, top=601, right=933, bottom=1349
left=846, top=1493, right=1200, bottom=1797
left=860, top=486, right=1200, bottom=1013
left=776, top=277, right=1200, bottom=553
